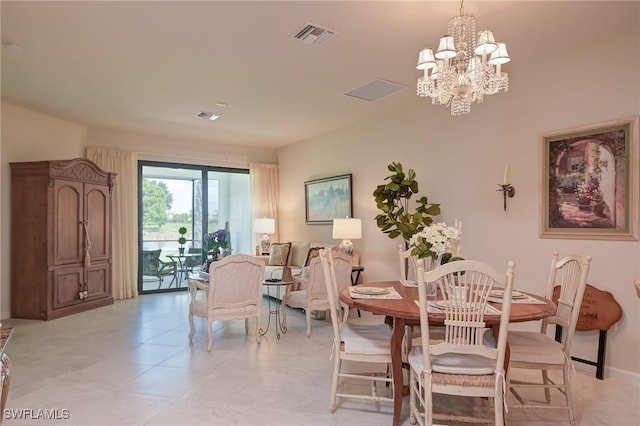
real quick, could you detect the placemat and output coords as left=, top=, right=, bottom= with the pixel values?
left=488, top=294, right=547, bottom=304
left=349, top=286, right=403, bottom=300
left=400, top=279, right=417, bottom=288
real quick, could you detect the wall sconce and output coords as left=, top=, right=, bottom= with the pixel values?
left=254, top=217, right=275, bottom=254
left=497, top=184, right=516, bottom=211
left=497, top=162, right=515, bottom=211
left=332, top=218, right=362, bottom=256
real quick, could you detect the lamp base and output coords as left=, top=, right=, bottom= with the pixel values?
left=260, top=234, right=271, bottom=255
left=339, top=239, right=354, bottom=256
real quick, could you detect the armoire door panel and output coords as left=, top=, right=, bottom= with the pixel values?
left=52, top=179, right=83, bottom=266
left=85, top=184, right=110, bottom=261
left=86, top=264, right=110, bottom=300
left=52, top=267, right=83, bottom=309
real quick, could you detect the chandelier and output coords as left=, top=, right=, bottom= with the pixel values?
left=416, top=0, right=510, bottom=115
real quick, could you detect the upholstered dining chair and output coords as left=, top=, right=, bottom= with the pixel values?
left=507, top=251, right=591, bottom=426
left=188, top=254, right=265, bottom=351
left=408, top=259, right=516, bottom=426
left=281, top=250, right=352, bottom=337
left=319, top=249, right=394, bottom=412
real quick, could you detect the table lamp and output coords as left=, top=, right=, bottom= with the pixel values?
left=254, top=217, right=275, bottom=255
left=332, top=218, right=362, bottom=256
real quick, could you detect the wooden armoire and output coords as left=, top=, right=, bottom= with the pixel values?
left=10, top=158, right=116, bottom=320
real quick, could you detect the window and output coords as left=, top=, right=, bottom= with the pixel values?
left=138, top=161, right=250, bottom=293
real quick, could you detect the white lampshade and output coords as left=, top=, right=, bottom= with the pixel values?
left=435, top=35, right=456, bottom=59
left=488, top=42, right=511, bottom=65
left=333, top=218, right=361, bottom=256
left=474, top=30, right=497, bottom=56
left=332, top=218, right=362, bottom=240
left=417, top=48, right=437, bottom=70
left=254, top=217, right=275, bottom=234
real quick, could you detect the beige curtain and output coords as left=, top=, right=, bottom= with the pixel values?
left=250, top=163, right=279, bottom=249
left=87, top=147, right=138, bottom=299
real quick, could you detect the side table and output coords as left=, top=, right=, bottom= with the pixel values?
left=351, top=265, right=365, bottom=317
left=351, top=265, right=364, bottom=285
left=260, top=280, right=292, bottom=340
left=169, top=253, right=203, bottom=288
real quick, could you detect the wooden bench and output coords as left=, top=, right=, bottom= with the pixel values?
left=553, top=284, right=622, bottom=380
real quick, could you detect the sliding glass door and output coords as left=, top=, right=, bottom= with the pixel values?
left=138, top=161, right=250, bottom=293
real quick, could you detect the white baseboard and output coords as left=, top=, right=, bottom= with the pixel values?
left=574, top=361, right=640, bottom=383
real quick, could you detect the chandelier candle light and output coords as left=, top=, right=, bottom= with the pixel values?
left=416, top=0, right=510, bottom=115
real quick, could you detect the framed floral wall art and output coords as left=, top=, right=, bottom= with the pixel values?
left=305, top=174, right=352, bottom=224
left=540, top=116, right=639, bottom=240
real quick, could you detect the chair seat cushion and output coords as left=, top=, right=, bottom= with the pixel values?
left=508, top=331, right=566, bottom=365
left=408, top=345, right=496, bottom=375
left=264, top=265, right=302, bottom=281
left=285, top=289, right=307, bottom=308
left=341, top=322, right=392, bottom=355
left=409, top=346, right=496, bottom=388
left=191, top=300, right=257, bottom=321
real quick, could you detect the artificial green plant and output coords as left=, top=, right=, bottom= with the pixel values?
left=373, top=162, right=441, bottom=249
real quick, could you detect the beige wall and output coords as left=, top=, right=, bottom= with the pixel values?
left=277, top=29, right=640, bottom=377
left=87, top=127, right=277, bottom=166
left=1, top=103, right=89, bottom=326
left=0, top=104, right=278, bottom=323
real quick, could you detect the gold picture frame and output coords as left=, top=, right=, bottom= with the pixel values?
left=540, top=116, right=639, bottom=240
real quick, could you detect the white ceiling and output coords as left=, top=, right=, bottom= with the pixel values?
left=1, top=1, right=637, bottom=149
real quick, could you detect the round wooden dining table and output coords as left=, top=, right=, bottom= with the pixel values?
left=340, top=280, right=557, bottom=426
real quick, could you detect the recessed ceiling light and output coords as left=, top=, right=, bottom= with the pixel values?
left=208, top=114, right=221, bottom=121
left=216, top=102, right=228, bottom=108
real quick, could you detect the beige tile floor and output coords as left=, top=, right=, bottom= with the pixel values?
left=2, top=292, right=638, bottom=425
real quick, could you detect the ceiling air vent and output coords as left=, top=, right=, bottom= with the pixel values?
left=194, top=111, right=221, bottom=121
left=290, top=23, right=337, bottom=46
left=344, top=79, right=408, bottom=102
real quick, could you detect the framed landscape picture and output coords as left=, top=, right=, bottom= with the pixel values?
left=540, top=116, right=639, bottom=240
left=305, top=174, right=352, bottom=224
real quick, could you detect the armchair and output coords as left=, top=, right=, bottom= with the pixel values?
left=282, top=250, right=352, bottom=337
left=188, top=254, right=265, bottom=351
left=142, top=249, right=177, bottom=289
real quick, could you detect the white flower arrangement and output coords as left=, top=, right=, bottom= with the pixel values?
left=409, top=219, right=462, bottom=260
